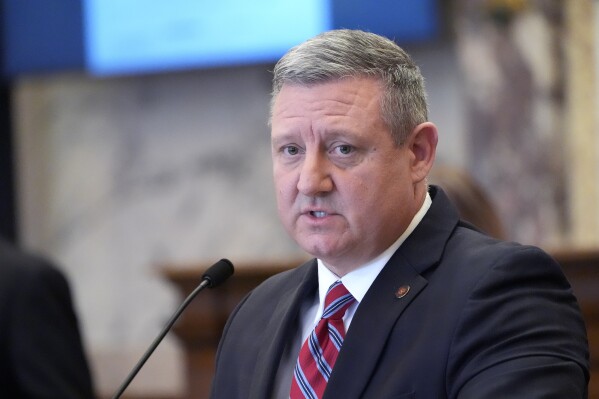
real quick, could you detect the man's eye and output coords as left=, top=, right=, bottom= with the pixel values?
left=335, top=145, right=353, bottom=155
left=283, top=145, right=300, bottom=155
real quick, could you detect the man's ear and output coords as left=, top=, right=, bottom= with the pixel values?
left=408, top=122, right=438, bottom=183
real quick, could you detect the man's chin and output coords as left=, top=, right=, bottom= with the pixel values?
left=297, top=238, right=348, bottom=263
left=298, top=241, right=339, bottom=261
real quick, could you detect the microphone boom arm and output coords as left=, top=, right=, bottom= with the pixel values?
left=111, top=258, right=234, bottom=399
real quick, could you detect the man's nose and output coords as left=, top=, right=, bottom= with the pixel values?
left=296, top=153, right=333, bottom=196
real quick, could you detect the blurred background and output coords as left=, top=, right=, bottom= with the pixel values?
left=1, top=0, right=598, bottom=398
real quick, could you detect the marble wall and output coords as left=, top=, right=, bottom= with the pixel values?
left=452, top=0, right=599, bottom=248
left=14, top=66, right=301, bottom=395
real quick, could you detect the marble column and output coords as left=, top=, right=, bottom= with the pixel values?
left=453, top=0, right=598, bottom=249
left=563, top=0, right=599, bottom=248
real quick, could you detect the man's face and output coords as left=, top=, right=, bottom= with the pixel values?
left=271, top=77, right=426, bottom=275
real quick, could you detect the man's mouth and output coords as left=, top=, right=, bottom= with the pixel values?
left=310, top=211, right=328, bottom=218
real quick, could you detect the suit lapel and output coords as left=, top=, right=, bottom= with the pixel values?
left=324, top=253, right=428, bottom=398
left=248, top=260, right=318, bottom=399
left=324, top=186, right=460, bottom=398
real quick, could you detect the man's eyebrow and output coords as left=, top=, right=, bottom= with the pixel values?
left=322, top=129, right=355, bottom=139
left=271, top=133, right=298, bottom=147
left=271, top=128, right=359, bottom=144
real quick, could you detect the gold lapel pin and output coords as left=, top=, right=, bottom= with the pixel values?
left=395, top=285, right=410, bottom=299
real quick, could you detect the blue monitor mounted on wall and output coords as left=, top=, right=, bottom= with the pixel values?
left=2, top=0, right=440, bottom=78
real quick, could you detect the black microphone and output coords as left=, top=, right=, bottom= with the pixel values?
left=111, top=258, right=234, bottom=399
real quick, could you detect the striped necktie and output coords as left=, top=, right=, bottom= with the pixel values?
left=290, top=280, right=355, bottom=399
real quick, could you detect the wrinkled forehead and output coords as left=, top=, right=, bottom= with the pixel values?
left=269, top=76, right=384, bottom=123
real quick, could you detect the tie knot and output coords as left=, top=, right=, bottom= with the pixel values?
left=322, top=281, right=355, bottom=321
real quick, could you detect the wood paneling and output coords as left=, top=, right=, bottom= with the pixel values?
left=163, top=261, right=295, bottom=399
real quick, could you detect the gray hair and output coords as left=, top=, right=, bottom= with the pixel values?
left=270, top=29, right=429, bottom=146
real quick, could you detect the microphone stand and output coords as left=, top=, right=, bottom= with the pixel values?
left=111, top=279, right=210, bottom=399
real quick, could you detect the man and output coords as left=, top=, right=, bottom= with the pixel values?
left=0, top=238, right=95, bottom=398
left=210, top=29, right=589, bottom=398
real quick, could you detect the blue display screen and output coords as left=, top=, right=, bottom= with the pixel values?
left=2, top=0, right=439, bottom=78
left=84, top=0, right=330, bottom=75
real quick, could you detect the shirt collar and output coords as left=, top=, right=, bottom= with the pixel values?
left=317, top=192, right=432, bottom=304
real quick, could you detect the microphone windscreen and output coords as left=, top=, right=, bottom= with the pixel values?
left=202, top=258, right=234, bottom=288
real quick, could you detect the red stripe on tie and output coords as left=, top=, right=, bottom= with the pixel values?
left=290, top=281, right=355, bottom=398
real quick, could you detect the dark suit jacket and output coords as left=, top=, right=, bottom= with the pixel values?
left=210, top=187, right=589, bottom=398
left=0, top=240, right=95, bottom=398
